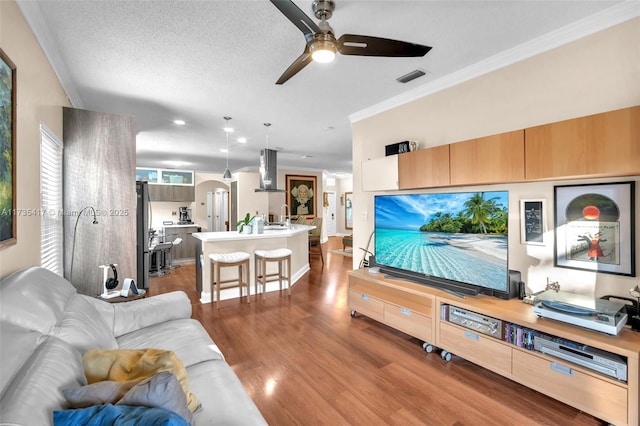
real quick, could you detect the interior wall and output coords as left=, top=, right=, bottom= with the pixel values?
left=336, top=175, right=353, bottom=235
left=351, top=18, right=640, bottom=298
left=148, top=202, right=186, bottom=230
left=235, top=171, right=268, bottom=226
left=0, top=0, right=71, bottom=278
left=63, top=107, right=136, bottom=295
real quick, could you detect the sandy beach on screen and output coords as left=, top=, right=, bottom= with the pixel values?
left=429, top=233, right=507, bottom=264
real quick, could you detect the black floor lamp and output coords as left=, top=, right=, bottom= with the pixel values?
left=69, top=206, right=98, bottom=281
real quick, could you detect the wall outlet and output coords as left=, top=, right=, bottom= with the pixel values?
left=362, top=211, right=368, bottom=221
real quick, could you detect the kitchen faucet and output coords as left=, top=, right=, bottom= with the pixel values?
left=280, top=204, right=290, bottom=227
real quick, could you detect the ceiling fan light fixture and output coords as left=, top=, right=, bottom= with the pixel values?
left=310, top=38, right=336, bottom=63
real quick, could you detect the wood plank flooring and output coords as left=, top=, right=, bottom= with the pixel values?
left=148, top=237, right=606, bottom=426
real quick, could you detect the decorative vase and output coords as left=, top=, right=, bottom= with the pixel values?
left=241, top=225, right=252, bottom=234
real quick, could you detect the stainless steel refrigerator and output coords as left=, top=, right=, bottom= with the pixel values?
left=136, top=181, right=150, bottom=289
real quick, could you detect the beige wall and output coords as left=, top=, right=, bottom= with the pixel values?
left=351, top=18, right=640, bottom=298
left=0, top=1, right=71, bottom=278
left=332, top=175, right=353, bottom=235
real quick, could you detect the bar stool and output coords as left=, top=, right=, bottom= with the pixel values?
left=254, top=248, right=292, bottom=300
left=209, top=252, right=251, bottom=309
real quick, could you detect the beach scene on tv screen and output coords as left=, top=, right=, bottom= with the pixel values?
left=375, top=192, right=509, bottom=291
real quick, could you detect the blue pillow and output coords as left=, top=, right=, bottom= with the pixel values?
left=53, top=404, right=190, bottom=426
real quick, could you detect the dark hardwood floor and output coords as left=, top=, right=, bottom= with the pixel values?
left=148, top=237, right=605, bottom=426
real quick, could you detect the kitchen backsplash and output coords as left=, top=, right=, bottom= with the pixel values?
left=149, top=201, right=196, bottom=229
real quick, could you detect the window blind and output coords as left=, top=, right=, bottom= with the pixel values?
left=40, top=123, right=63, bottom=275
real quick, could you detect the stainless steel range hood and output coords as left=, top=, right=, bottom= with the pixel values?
left=255, top=148, right=285, bottom=192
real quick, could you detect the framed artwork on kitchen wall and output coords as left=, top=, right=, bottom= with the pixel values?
left=554, top=181, right=635, bottom=276
left=286, top=175, right=316, bottom=219
left=0, top=49, right=16, bottom=249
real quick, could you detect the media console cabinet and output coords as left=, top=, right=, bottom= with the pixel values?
left=348, top=269, right=640, bottom=425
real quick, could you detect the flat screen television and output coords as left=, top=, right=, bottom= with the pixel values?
left=373, top=191, right=512, bottom=297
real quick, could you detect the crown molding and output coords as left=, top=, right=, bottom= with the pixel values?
left=349, top=1, right=640, bottom=124
left=17, top=0, right=84, bottom=108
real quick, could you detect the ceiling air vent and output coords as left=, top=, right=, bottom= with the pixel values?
left=396, top=69, right=428, bottom=84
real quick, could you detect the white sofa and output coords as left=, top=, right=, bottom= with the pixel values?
left=0, top=266, right=267, bottom=425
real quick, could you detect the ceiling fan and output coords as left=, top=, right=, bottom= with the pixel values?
left=270, top=0, right=432, bottom=84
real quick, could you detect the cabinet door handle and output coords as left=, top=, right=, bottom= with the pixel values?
left=550, top=362, right=574, bottom=377
left=464, top=331, right=480, bottom=342
left=361, top=294, right=370, bottom=301
left=400, top=308, right=411, bottom=316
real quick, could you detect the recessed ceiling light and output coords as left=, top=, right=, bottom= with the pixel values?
left=237, top=137, right=247, bottom=144
left=173, top=119, right=186, bottom=125
left=165, top=160, right=190, bottom=167
left=220, top=148, right=228, bottom=153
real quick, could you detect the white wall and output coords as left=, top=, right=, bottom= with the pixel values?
left=0, top=1, right=72, bottom=278
left=332, top=175, right=353, bottom=235
left=351, top=18, right=640, bottom=298
left=236, top=171, right=269, bottom=224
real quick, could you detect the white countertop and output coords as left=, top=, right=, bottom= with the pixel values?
left=193, top=224, right=313, bottom=242
left=162, top=223, right=200, bottom=228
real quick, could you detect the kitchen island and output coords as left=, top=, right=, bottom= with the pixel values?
left=193, top=224, right=314, bottom=303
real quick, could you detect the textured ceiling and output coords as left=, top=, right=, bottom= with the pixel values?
left=20, top=0, right=633, bottom=175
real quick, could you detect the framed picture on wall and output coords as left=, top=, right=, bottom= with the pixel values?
left=520, top=199, right=546, bottom=245
left=286, top=175, right=317, bottom=219
left=0, top=49, right=16, bottom=249
left=345, top=192, right=353, bottom=230
left=554, top=181, right=635, bottom=276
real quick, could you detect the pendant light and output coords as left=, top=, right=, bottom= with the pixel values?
left=262, top=123, right=272, bottom=186
left=222, top=116, right=232, bottom=183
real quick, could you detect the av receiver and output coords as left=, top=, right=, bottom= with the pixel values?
left=448, top=306, right=503, bottom=339
left=534, top=335, right=627, bottom=381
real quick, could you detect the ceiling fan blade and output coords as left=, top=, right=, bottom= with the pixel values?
left=338, top=34, right=431, bottom=57
left=270, top=0, right=321, bottom=43
left=276, top=47, right=313, bottom=85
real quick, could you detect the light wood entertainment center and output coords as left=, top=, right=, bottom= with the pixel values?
left=348, top=269, right=639, bottom=425
left=353, top=105, right=640, bottom=424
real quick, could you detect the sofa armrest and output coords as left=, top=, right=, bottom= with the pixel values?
left=111, top=291, right=192, bottom=337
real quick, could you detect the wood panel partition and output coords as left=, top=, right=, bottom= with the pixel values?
left=63, top=107, right=136, bottom=295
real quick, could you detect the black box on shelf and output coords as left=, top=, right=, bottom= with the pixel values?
left=385, top=141, right=411, bottom=156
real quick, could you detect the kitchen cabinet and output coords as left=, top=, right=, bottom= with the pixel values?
left=149, top=185, right=195, bottom=202
left=362, top=156, right=399, bottom=191
left=449, top=130, right=525, bottom=185
left=398, top=144, right=450, bottom=189
left=136, top=168, right=194, bottom=185
left=525, top=106, right=640, bottom=180
left=163, top=225, right=199, bottom=262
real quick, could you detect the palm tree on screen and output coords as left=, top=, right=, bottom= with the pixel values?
left=463, top=192, right=499, bottom=234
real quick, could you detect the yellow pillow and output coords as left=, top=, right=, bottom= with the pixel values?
left=82, top=348, right=199, bottom=412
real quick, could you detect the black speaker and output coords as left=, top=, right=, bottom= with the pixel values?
left=494, top=270, right=522, bottom=300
